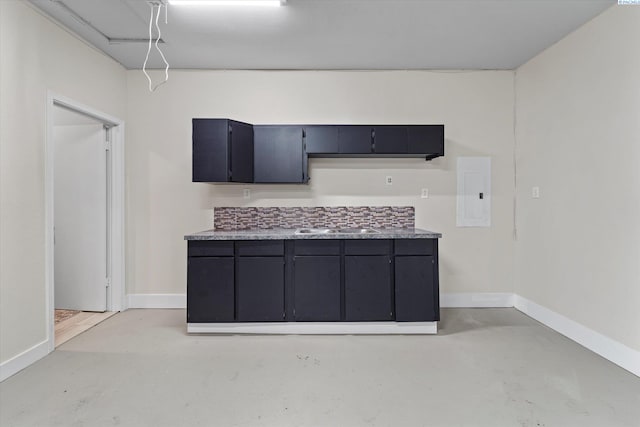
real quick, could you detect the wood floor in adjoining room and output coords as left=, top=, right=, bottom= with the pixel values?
left=2, top=308, right=639, bottom=427
left=54, top=310, right=117, bottom=347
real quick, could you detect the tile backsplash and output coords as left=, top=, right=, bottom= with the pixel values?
left=214, top=206, right=415, bottom=230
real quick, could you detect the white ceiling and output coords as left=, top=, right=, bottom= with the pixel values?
left=30, top=0, right=614, bottom=70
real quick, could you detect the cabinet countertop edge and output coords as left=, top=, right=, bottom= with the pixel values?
left=184, top=228, right=442, bottom=241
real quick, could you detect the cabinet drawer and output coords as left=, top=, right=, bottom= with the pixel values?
left=344, top=240, right=391, bottom=255
left=294, top=240, right=341, bottom=255
left=236, top=240, right=284, bottom=256
left=188, top=241, right=234, bottom=257
left=394, top=239, right=435, bottom=256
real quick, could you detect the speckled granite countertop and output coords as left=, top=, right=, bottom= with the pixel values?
left=184, top=228, right=442, bottom=241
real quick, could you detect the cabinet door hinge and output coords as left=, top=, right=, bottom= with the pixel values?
left=106, top=278, right=111, bottom=288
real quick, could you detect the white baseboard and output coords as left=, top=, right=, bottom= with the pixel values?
left=440, top=292, right=514, bottom=308
left=189, top=322, right=437, bottom=334
left=127, top=293, right=186, bottom=309
left=514, top=295, right=640, bottom=378
left=0, top=339, right=49, bottom=382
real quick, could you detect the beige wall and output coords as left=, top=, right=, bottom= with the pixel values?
left=0, top=2, right=126, bottom=363
left=125, top=69, right=515, bottom=297
left=515, top=5, right=640, bottom=351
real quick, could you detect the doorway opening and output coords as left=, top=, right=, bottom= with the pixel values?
left=45, top=93, right=125, bottom=351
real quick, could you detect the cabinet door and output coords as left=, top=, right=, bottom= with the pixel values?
left=187, top=257, right=234, bottom=322
left=254, top=126, right=304, bottom=183
left=229, top=120, right=254, bottom=183
left=192, top=119, right=230, bottom=182
left=395, top=256, right=437, bottom=321
left=407, top=125, right=444, bottom=155
left=344, top=256, right=393, bottom=321
left=236, top=257, right=285, bottom=321
left=304, top=126, right=339, bottom=154
left=338, top=126, right=372, bottom=154
left=373, top=126, right=408, bottom=154
left=293, top=256, right=341, bottom=321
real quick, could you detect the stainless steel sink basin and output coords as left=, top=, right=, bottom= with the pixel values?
left=336, top=228, right=380, bottom=234
left=294, top=228, right=336, bottom=234
left=294, top=228, right=380, bottom=235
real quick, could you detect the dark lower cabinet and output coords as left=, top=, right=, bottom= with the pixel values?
left=293, top=256, right=341, bottom=321
left=395, top=256, right=438, bottom=321
left=344, top=255, right=393, bottom=321
left=187, top=257, right=235, bottom=322
left=236, top=257, right=285, bottom=321
left=186, top=238, right=439, bottom=325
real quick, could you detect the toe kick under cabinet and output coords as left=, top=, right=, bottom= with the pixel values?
left=186, top=238, right=440, bottom=334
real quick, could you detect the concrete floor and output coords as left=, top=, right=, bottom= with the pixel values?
left=1, top=309, right=639, bottom=427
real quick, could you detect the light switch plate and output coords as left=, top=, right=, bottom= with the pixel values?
left=243, top=188, right=251, bottom=199
left=421, top=188, right=429, bottom=199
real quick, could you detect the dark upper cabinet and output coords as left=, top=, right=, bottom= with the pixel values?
left=192, top=119, right=445, bottom=184
left=373, top=126, right=408, bottom=154
left=338, top=126, right=373, bottom=154
left=408, top=125, right=444, bottom=157
left=253, top=125, right=305, bottom=183
left=303, top=126, right=339, bottom=154
left=192, top=119, right=253, bottom=183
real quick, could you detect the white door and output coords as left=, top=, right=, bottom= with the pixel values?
left=54, top=124, right=108, bottom=312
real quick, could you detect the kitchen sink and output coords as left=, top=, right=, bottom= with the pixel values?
left=336, top=228, right=380, bottom=234
left=294, top=228, right=380, bottom=235
left=294, top=228, right=336, bottom=234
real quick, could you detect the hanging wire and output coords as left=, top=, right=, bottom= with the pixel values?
left=142, top=1, right=170, bottom=92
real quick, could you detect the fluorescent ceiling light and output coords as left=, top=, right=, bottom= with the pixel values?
left=169, top=0, right=285, bottom=6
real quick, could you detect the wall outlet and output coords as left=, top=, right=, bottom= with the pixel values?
left=532, top=186, right=540, bottom=199
left=385, top=176, right=393, bottom=185
left=421, top=188, right=429, bottom=199
left=243, top=188, right=251, bottom=199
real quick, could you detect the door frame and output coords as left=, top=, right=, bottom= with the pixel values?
left=45, top=92, right=125, bottom=352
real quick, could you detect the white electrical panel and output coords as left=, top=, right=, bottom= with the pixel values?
left=456, top=157, right=491, bottom=227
